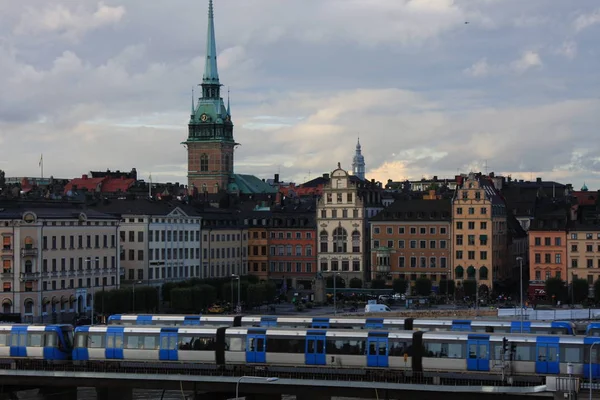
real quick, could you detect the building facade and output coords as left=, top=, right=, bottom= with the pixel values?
left=247, top=219, right=269, bottom=281
left=316, top=165, right=366, bottom=284
left=370, top=199, right=451, bottom=291
left=567, top=224, right=600, bottom=287
left=184, top=0, right=234, bottom=193
left=0, top=205, right=120, bottom=321
left=268, top=212, right=316, bottom=292
left=90, top=200, right=203, bottom=286
left=201, top=212, right=248, bottom=279
left=452, top=173, right=508, bottom=294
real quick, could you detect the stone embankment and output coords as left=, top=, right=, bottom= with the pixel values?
left=350, top=309, right=497, bottom=318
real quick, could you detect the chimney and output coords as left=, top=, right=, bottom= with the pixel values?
left=536, top=177, right=542, bottom=183
left=274, top=174, right=280, bottom=183
left=323, top=173, right=329, bottom=179
left=433, top=176, right=438, bottom=181
left=82, top=175, right=88, bottom=180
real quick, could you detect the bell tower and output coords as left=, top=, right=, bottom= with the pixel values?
left=183, top=0, right=235, bottom=194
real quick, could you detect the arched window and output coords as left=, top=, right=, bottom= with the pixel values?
left=285, top=245, right=292, bottom=255
left=455, top=266, right=464, bottom=279
left=305, top=245, right=313, bottom=256
left=200, top=154, right=209, bottom=172
left=333, top=227, right=347, bottom=253
left=479, top=266, right=488, bottom=280
left=467, top=266, right=476, bottom=279
left=24, top=299, right=33, bottom=314
left=295, top=245, right=302, bottom=256
left=351, top=230, right=361, bottom=253
left=2, top=299, right=11, bottom=314
left=277, top=245, right=284, bottom=255
left=24, top=260, right=32, bottom=274
left=320, top=231, right=328, bottom=253
left=24, top=236, right=34, bottom=249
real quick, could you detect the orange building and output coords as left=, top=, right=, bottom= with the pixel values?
left=527, top=214, right=569, bottom=299
left=247, top=225, right=269, bottom=281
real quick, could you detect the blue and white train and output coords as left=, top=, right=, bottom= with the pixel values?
left=107, top=314, right=576, bottom=335
left=0, top=324, right=73, bottom=361
left=72, top=325, right=600, bottom=379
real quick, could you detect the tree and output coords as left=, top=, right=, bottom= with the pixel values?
left=572, top=278, right=589, bottom=304
left=349, top=278, right=363, bottom=289
left=545, top=277, right=565, bottom=302
left=463, top=280, right=476, bottom=298
left=594, top=279, right=600, bottom=303
left=370, top=279, right=387, bottom=289
left=392, top=279, right=408, bottom=294
left=326, top=275, right=345, bottom=289
left=438, top=280, right=455, bottom=296
left=414, top=278, right=432, bottom=297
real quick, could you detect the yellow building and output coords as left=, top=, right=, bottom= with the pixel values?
left=567, top=224, right=600, bottom=287
left=452, top=173, right=508, bottom=294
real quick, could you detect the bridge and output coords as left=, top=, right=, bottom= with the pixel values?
left=0, top=363, right=585, bottom=400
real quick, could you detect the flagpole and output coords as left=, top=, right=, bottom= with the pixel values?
left=39, top=154, right=44, bottom=180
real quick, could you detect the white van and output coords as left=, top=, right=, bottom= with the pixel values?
left=364, top=304, right=391, bottom=313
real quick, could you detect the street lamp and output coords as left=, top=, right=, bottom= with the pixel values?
left=132, top=280, right=142, bottom=313
left=232, top=274, right=240, bottom=314
left=333, top=272, right=340, bottom=316
left=236, top=376, right=278, bottom=399
left=516, top=256, right=524, bottom=333
left=590, top=342, right=599, bottom=400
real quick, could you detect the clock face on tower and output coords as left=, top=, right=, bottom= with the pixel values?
left=200, top=113, right=208, bottom=122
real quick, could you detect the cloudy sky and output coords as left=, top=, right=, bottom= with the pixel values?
left=1, top=0, right=599, bottom=190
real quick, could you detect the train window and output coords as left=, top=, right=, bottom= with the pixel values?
left=225, top=337, right=244, bottom=352
left=514, top=344, right=534, bottom=361
left=126, top=335, right=139, bottom=349
left=178, top=336, right=215, bottom=351
left=0, top=333, right=7, bottom=346
left=125, top=335, right=158, bottom=350
left=89, top=334, right=104, bottom=348
left=389, top=340, right=411, bottom=357
left=10, top=333, right=26, bottom=347
left=561, top=346, right=582, bottom=363
left=423, top=342, right=463, bottom=359
left=325, top=340, right=364, bottom=355
left=46, top=332, right=57, bottom=348
left=75, top=334, right=87, bottom=348
left=114, top=335, right=123, bottom=349
left=28, top=333, right=43, bottom=347
left=61, top=328, right=73, bottom=348
left=266, top=338, right=305, bottom=353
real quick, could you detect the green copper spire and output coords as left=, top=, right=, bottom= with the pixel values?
left=203, top=0, right=219, bottom=84
left=226, top=87, right=231, bottom=116
left=190, top=87, right=195, bottom=117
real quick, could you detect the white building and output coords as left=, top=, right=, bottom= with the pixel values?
left=0, top=205, right=120, bottom=322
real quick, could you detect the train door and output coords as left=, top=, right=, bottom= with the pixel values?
left=536, top=337, right=559, bottom=374
left=467, top=335, right=490, bottom=371
left=305, top=331, right=326, bottom=365
left=105, top=328, right=124, bottom=360
left=367, top=333, right=389, bottom=368
left=246, top=329, right=266, bottom=363
left=159, top=328, right=178, bottom=361
left=9, top=326, right=27, bottom=357
left=585, top=338, right=600, bottom=380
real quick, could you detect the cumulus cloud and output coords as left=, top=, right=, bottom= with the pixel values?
left=574, top=9, right=600, bottom=32
left=13, top=2, right=125, bottom=41
left=0, top=0, right=599, bottom=190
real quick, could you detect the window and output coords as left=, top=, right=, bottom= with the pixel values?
left=535, top=254, right=541, bottom=263
left=456, top=235, right=463, bottom=246
left=456, top=222, right=463, bottom=230
left=468, top=251, right=475, bottom=260
left=480, top=207, right=487, bottom=214
left=480, top=251, right=487, bottom=260
left=534, top=237, right=541, bottom=246
left=468, top=235, right=475, bottom=245
left=200, top=154, right=208, bottom=171
left=410, top=240, right=416, bottom=249
left=587, top=233, right=593, bottom=240
left=138, top=250, right=144, bottom=261
left=480, top=222, right=487, bottom=229
left=545, top=254, right=551, bottom=263
left=555, top=237, right=561, bottom=246
left=398, top=227, right=405, bottom=234
left=456, top=250, right=463, bottom=260
left=333, top=227, right=347, bottom=253
left=468, top=208, right=474, bottom=215
left=420, top=227, right=426, bottom=235
left=440, top=227, right=447, bottom=234
left=555, top=254, right=561, bottom=264
left=468, top=222, right=475, bottom=230
left=545, top=237, right=551, bottom=246
left=320, top=231, right=328, bottom=253
left=571, top=233, right=578, bottom=240
left=398, top=257, right=405, bottom=268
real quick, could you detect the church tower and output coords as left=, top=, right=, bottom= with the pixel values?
left=183, top=0, right=235, bottom=194
left=352, top=138, right=365, bottom=180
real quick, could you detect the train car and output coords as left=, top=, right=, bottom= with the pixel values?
left=72, top=325, right=600, bottom=379
left=107, top=314, right=576, bottom=335
left=0, top=324, right=73, bottom=361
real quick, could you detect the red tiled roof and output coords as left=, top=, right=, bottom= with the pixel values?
left=573, top=191, right=597, bottom=206
left=64, top=175, right=106, bottom=194
left=102, top=177, right=135, bottom=193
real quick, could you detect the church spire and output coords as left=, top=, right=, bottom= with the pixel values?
left=226, top=87, right=231, bottom=116
left=190, top=87, right=195, bottom=116
left=203, top=0, right=220, bottom=85
left=352, top=136, right=366, bottom=180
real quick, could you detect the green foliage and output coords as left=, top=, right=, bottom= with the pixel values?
left=94, top=286, right=159, bottom=314
left=572, top=278, right=589, bottom=304
left=349, top=277, right=363, bottom=289
left=246, top=282, right=277, bottom=308
left=545, top=277, right=565, bottom=302
left=438, top=279, right=455, bottom=296
left=414, top=278, right=432, bottom=296
left=463, top=280, right=476, bottom=298
left=392, top=279, right=408, bottom=294
left=170, top=284, right=217, bottom=313
left=326, top=275, right=346, bottom=289
left=370, top=279, right=387, bottom=289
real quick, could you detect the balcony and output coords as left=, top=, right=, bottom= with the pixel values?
left=1, top=271, right=13, bottom=279
left=20, top=272, right=39, bottom=281
left=376, top=264, right=391, bottom=274
left=1, top=248, right=13, bottom=256
left=21, top=248, right=38, bottom=257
